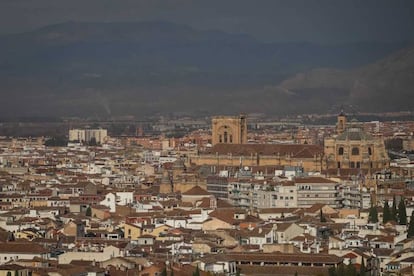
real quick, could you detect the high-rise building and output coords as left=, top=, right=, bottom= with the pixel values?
left=69, top=129, right=108, bottom=144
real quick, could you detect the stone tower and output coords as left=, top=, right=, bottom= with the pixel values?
left=337, top=111, right=347, bottom=134
left=212, top=115, right=247, bottom=146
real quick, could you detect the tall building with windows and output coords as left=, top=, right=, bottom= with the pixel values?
left=324, top=113, right=389, bottom=170
left=211, top=115, right=247, bottom=145
left=69, top=129, right=108, bottom=144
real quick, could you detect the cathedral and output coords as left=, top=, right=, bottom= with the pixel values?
left=190, top=115, right=324, bottom=172
left=324, top=112, right=389, bottom=170
left=211, top=115, right=247, bottom=145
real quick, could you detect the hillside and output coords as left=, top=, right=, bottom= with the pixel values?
left=276, top=46, right=414, bottom=113
left=0, top=21, right=410, bottom=117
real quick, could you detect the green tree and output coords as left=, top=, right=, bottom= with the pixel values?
left=368, top=206, right=378, bottom=223
left=383, top=200, right=391, bottom=224
left=328, top=266, right=336, bottom=276
left=407, top=211, right=414, bottom=238
left=398, top=197, right=407, bottom=225
left=360, top=257, right=366, bottom=276
left=161, top=267, right=167, bottom=276
left=44, top=136, right=68, bottom=147
left=88, top=137, right=98, bottom=146
left=346, top=262, right=357, bottom=276
left=192, top=266, right=200, bottom=276
left=85, top=206, right=92, bottom=217
left=320, top=208, right=327, bottom=223
left=6, top=272, right=11, bottom=276
left=392, top=195, right=398, bottom=221
left=337, top=264, right=345, bottom=276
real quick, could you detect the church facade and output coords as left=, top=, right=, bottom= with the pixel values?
left=324, top=113, right=389, bottom=170
left=211, top=115, right=247, bottom=145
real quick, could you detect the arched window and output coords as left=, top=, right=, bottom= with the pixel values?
left=224, top=131, right=228, bottom=143
left=352, top=147, right=359, bottom=155
left=338, top=147, right=344, bottom=155
left=368, top=147, right=372, bottom=155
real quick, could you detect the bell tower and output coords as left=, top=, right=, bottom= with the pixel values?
left=212, top=115, right=247, bottom=145
left=337, top=111, right=347, bottom=134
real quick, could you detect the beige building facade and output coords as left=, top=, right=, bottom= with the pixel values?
left=324, top=114, right=389, bottom=170
left=189, top=143, right=324, bottom=172
left=212, top=115, right=247, bottom=145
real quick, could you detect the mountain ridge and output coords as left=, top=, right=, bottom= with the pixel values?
left=0, top=21, right=411, bottom=117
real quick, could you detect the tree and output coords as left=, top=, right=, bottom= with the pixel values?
left=85, top=206, right=92, bottom=217
left=6, top=272, right=11, bottom=276
left=320, top=208, right=327, bottom=223
left=328, top=266, right=336, bottom=276
left=383, top=200, right=391, bottom=224
left=392, top=195, right=398, bottom=222
left=170, top=270, right=174, bottom=276
left=337, top=264, right=345, bottom=276
left=192, top=266, right=200, bottom=276
left=88, top=137, right=98, bottom=146
left=368, top=206, right=378, bottom=223
left=161, top=267, right=167, bottom=276
left=398, top=197, right=407, bottom=225
left=346, top=262, right=357, bottom=276
left=360, top=257, right=366, bottom=276
left=407, top=211, right=414, bottom=238
left=44, top=136, right=68, bottom=147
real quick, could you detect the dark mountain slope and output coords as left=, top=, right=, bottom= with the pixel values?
left=0, top=21, right=410, bottom=116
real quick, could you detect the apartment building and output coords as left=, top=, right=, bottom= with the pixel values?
left=295, top=177, right=341, bottom=208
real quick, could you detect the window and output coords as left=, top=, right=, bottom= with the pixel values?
left=351, top=147, right=359, bottom=155
left=224, top=131, right=228, bottom=143
left=350, top=162, right=355, bottom=168
left=357, top=162, right=360, bottom=168
left=230, top=135, right=233, bottom=143
left=338, top=147, right=344, bottom=155
left=219, top=135, right=222, bottom=143
left=337, top=162, right=341, bottom=169
left=368, top=147, right=372, bottom=155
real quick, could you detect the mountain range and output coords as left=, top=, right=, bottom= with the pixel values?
left=0, top=21, right=412, bottom=117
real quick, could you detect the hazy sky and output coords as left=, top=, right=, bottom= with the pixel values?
left=1, top=0, right=413, bottom=43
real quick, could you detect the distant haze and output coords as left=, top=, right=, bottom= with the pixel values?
left=0, top=1, right=413, bottom=118
left=0, top=0, right=414, bottom=43
left=0, top=21, right=412, bottom=117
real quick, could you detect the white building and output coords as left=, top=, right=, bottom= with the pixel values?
left=69, top=129, right=108, bottom=144
left=295, top=177, right=341, bottom=208
left=100, top=192, right=117, bottom=212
